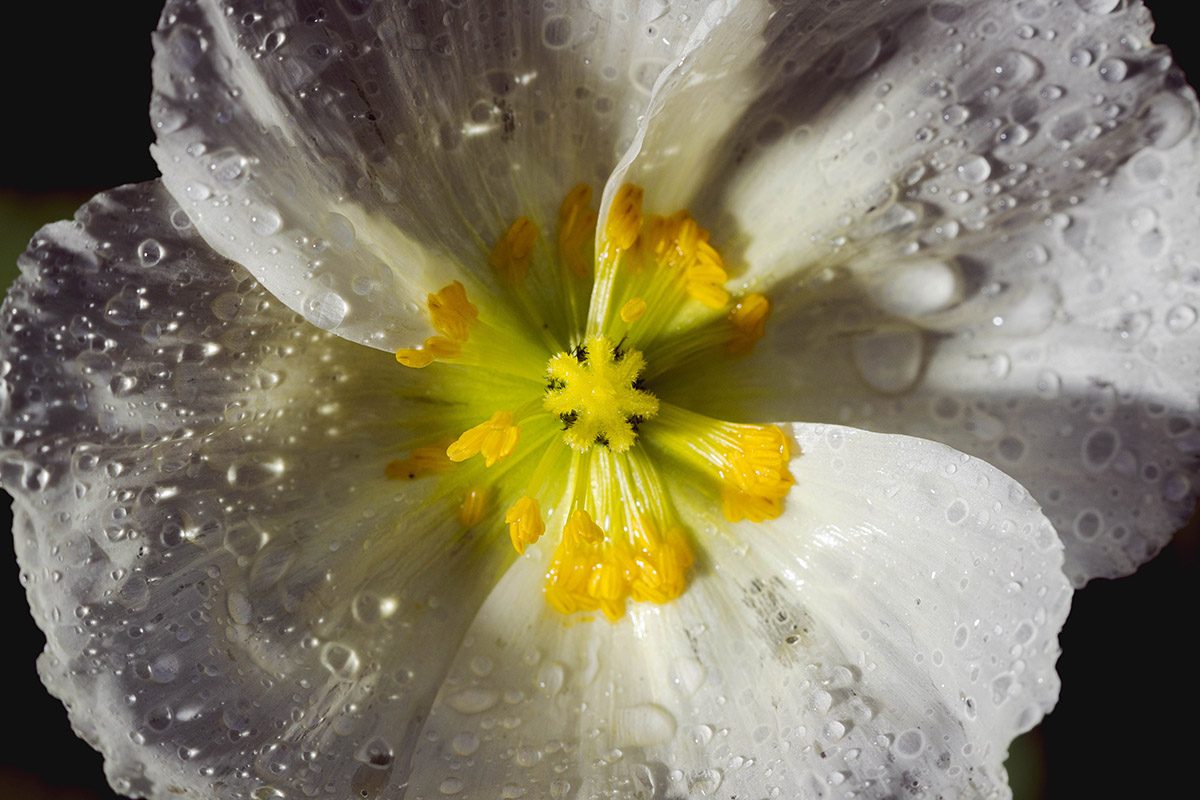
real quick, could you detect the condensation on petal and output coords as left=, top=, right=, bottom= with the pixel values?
left=2, top=182, right=513, bottom=799
left=651, top=0, right=1200, bottom=584
left=151, top=0, right=719, bottom=351
left=406, top=424, right=1069, bottom=799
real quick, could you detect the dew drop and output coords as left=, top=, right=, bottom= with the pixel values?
left=615, top=704, right=677, bottom=746
left=956, top=155, right=992, bottom=184
left=250, top=206, right=283, bottom=236
left=1098, top=57, right=1128, bottom=83
left=305, top=291, right=348, bottom=330
left=894, top=729, right=925, bottom=758
left=851, top=330, right=923, bottom=394
left=448, top=687, right=500, bottom=715
left=1166, top=304, right=1197, bottom=333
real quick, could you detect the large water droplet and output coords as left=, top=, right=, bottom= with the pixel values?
left=851, top=330, right=923, bottom=394
left=305, top=291, right=348, bottom=330
left=870, top=258, right=962, bottom=316
left=615, top=704, right=677, bottom=746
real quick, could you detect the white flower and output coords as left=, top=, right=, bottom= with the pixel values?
left=2, top=1, right=1196, bottom=799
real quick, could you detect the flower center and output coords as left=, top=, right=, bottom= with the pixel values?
left=387, top=183, right=794, bottom=620
left=543, top=334, right=658, bottom=453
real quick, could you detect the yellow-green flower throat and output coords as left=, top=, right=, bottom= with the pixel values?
left=390, top=184, right=791, bottom=621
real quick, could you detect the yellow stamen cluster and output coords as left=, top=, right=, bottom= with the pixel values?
left=447, top=410, right=521, bottom=467
left=505, top=495, right=545, bottom=554
left=727, top=293, right=772, bottom=355
left=718, top=425, right=795, bottom=523
left=544, top=510, right=694, bottom=621
left=643, top=211, right=730, bottom=309
left=383, top=184, right=793, bottom=624
left=490, top=216, right=538, bottom=285
left=558, top=184, right=597, bottom=279
left=544, top=335, right=659, bottom=452
left=396, top=281, right=479, bottom=368
left=604, top=184, right=644, bottom=253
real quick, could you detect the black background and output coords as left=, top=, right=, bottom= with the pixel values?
left=1, top=3, right=1196, bottom=798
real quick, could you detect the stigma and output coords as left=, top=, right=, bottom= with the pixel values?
left=543, top=334, right=658, bottom=453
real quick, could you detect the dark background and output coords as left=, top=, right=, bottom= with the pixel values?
left=1, top=3, right=1196, bottom=798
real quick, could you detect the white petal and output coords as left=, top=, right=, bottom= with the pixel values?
left=2, top=182, right=511, bottom=799
left=407, top=424, right=1069, bottom=799
left=151, top=0, right=718, bottom=350
left=650, top=1, right=1200, bottom=584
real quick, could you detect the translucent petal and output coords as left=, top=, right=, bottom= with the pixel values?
left=408, top=425, right=1069, bottom=799
left=639, top=0, right=1200, bottom=583
left=151, top=0, right=716, bottom=350
left=2, top=182, right=512, bottom=799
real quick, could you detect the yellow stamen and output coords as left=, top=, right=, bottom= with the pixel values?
left=544, top=509, right=693, bottom=622
left=459, top=486, right=489, bottom=527
left=605, top=184, right=644, bottom=252
left=620, top=297, right=647, bottom=323
left=490, top=216, right=538, bottom=285
left=718, top=425, right=795, bottom=523
left=385, top=442, right=453, bottom=480
left=428, top=280, right=478, bottom=342
left=558, top=184, right=597, bottom=279
left=544, top=334, right=659, bottom=452
left=447, top=410, right=521, bottom=467
left=505, top=496, right=545, bottom=554
left=727, top=293, right=771, bottom=355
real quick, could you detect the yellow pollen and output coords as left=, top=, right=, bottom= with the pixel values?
left=459, top=486, right=489, bottom=527
left=719, top=425, right=795, bottom=523
left=605, top=184, right=644, bottom=252
left=727, top=293, right=772, bottom=355
left=385, top=442, right=452, bottom=480
left=544, top=510, right=693, bottom=621
left=395, top=335, right=461, bottom=368
left=490, top=216, right=538, bottom=285
left=505, top=495, right=546, bottom=554
left=447, top=410, right=521, bottom=467
left=619, top=297, right=647, bottom=323
left=643, top=210, right=730, bottom=309
left=428, top=280, right=478, bottom=342
left=544, top=334, right=659, bottom=452
left=559, top=184, right=598, bottom=279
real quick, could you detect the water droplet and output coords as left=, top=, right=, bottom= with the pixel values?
left=990, top=50, right=1041, bottom=88
left=1098, top=57, right=1128, bottom=83
left=942, top=103, right=970, bottom=126
left=851, top=330, right=923, bottom=394
left=1139, top=91, right=1196, bottom=150
left=894, top=729, right=925, bottom=758
left=185, top=182, right=212, bottom=201
left=451, top=732, right=480, bottom=756
left=305, top=291, right=348, bottom=330
left=321, top=643, right=360, bottom=679
left=227, top=454, right=285, bottom=488
left=956, top=155, right=992, bottom=184
left=448, top=687, right=500, bottom=714
left=997, top=123, right=1031, bottom=147
left=1075, top=0, right=1120, bottom=14
left=542, top=15, right=571, bottom=48
left=870, top=259, right=962, bottom=316
left=1166, top=304, right=1197, bottom=333
left=1081, top=426, right=1119, bottom=470
left=439, top=777, right=464, bottom=795
left=250, top=206, right=283, bottom=236
left=615, top=704, right=676, bottom=746
left=671, top=658, right=707, bottom=696
left=137, top=239, right=164, bottom=267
